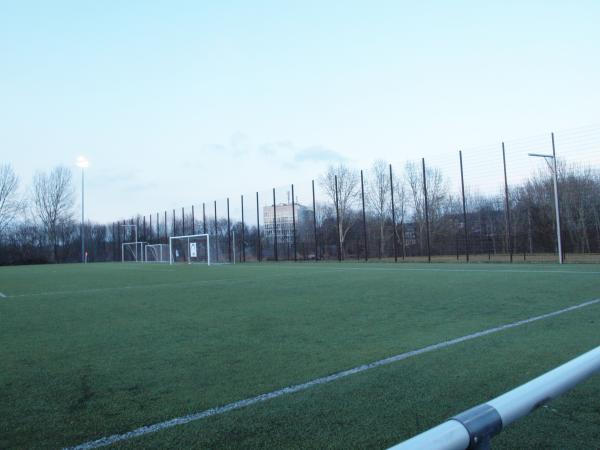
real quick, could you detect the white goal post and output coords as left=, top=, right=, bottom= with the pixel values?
left=145, top=244, right=170, bottom=263
left=169, top=233, right=211, bottom=265
left=122, top=241, right=146, bottom=262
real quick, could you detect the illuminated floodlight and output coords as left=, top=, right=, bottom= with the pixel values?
left=76, top=156, right=90, bottom=168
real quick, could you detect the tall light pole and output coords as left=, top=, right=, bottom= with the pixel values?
left=528, top=133, right=562, bottom=264
left=76, top=156, right=90, bottom=263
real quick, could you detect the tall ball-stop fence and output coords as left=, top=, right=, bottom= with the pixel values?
left=112, top=126, right=600, bottom=264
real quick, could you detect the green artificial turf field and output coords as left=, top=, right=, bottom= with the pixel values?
left=1, top=262, right=599, bottom=449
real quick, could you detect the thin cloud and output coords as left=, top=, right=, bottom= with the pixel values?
left=200, top=135, right=346, bottom=169
left=294, top=146, right=347, bottom=163
left=258, top=141, right=294, bottom=157
left=88, top=169, right=158, bottom=192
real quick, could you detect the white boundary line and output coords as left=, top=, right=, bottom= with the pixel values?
left=6, top=264, right=600, bottom=300
left=64, top=298, right=600, bottom=450
left=5, top=272, right=291, bottom=299
left=240, top=264, right=600, bottom=275
left=338, top=266, right=600, bottom=275
left=5, top=279, right=234, bottom=299
left=0, top=292, right=6, bottom=298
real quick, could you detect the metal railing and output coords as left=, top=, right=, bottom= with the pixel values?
left=388, top=345, right=600, bottom=449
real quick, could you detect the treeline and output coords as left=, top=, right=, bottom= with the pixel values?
left=310, top=160, right=600, bottom=261
left=0, top=165, right=116, bottom=265
left=1, top=159, right=599, bottom=266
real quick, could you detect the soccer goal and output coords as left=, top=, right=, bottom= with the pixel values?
left=169, top=234, right=211, bottom=265
left=122, top=241, right=146, bottom=262
left=145, top=244, right=170, bottom=263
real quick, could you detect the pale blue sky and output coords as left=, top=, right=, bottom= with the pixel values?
left=1, top=1, right=599, bottom=221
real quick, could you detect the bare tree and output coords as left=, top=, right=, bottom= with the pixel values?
left=0, top=164, right=22, bottom=238
left=32, top=166, right=75, bottom=262
left=393, top=175, right=408, bottom=258
left=405, top=161, right=449, bottom=253
left=318, top=164, right=360, bottom=257
left=405, top=161, right=426, bottom=252
left=366, top=160, right=390, bottom=258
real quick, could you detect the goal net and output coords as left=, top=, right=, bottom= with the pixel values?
left=169, top=234, right=211, bottom=265
left=145, top=244, right=170, bottom=263
left=122, top=241, right=145, bottom=262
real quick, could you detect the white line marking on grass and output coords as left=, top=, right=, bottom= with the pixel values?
left=6, top=280, right=232, bottom=299
left=6, top=270, right=297, bottom=299
left=0, top=292, right=6, bottom=298
left=242, top=264, right=600, bottom=275
left=64, top=297, right=600, bottom=450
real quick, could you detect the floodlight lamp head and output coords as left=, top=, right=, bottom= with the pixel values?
left=76, top=156, right=90, bottom=168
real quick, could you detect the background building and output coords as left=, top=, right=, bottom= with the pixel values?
left=263, top=200, right=311, bottom=242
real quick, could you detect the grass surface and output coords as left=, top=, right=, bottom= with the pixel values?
left=1, top=262, right=599, bottom=449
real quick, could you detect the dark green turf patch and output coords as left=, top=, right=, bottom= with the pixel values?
left=0, top=262, right=598, bottom=449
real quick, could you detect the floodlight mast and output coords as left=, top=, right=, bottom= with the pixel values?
left=528, top=132, right=562, bottom=264
left=76, top=156, right=89, bottom=263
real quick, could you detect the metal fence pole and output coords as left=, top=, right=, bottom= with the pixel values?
left=112, top=222, right=116, bottom=261
left=149, top=214, right=153, bottom=242
left=389, top=164, right=398, bottom=262
left=273, top=188, right=278, bottom=261
left=502, top=143, right=513, bottom=263
left=181, top=207, right=185, bottom=236
left=227, top=197, right=231, bottom=262
left=291, top=184, right=297, bottom=262
left=164, top=211, right=167, bottom=243
left=400, top=217, right=405, bottom=260
left=459, top=150, right=469, bottom=262
left=551, top=132, right=564, bottom=264
left=256, top=192, right=262, bottom=262
left=241, top=195, right=245, bottom=262
left=312, top=180, right=318, bottom=261
left=334, top=175, right=341, bottom=261
left=214, top=201, right=218, bottom=263
left=361, top=170, right=368, bottom=261
left=172, top=209, right=175, bottom=237
left=422, top=158, right=431, bottom=263
left=191, top=205, right=195, bottom=235
left=202, top=203, right=207, bottom=234
left=116, top=221, right=120, bottom=260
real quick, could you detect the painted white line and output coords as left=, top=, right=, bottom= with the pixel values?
left=8, top=272, right=290, bottom=299
left=64, top=298, right=600, bottom=450
left=0, top=292, right=6, bottom=298
left=10, top=269, right=337, bottom=300
left=7, top=280, right=233, bottom=299
left=242, top=264, right=600, bottom=275
left=9, top=265, right=598, bottom=300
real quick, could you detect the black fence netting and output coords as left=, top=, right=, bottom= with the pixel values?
left=6, top=126, right=598, bottom=265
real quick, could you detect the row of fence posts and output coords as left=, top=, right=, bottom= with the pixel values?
left=114, top=137, right=565, bottom=263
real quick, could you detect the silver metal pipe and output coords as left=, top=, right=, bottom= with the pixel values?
left=488, top=345, right=600, bottom=426
left=551, top=133, right=563, bottom=264
left=389, top=345, right=600, bottom=449
left=388, top=420, right=469, bottom=450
